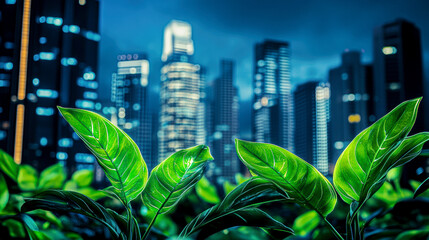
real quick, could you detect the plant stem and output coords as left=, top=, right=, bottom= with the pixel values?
left=323, top=217, right=344, bottom=240
left=142, top=208, right=161, bottom=240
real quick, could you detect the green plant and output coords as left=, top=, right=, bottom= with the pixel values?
left=10, top=98, right=429, bottom=240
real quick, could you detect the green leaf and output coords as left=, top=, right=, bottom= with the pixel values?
left=0, top=149, right=19, bottom=182
left=21, top=190, right=123, bottom=239
left=0, top=173, right=9, bottom=211
left=293, top=210, right=321, bottom=237
left=38, top=163, right=66, bottom=189
left=414, top=177, right=429, bottom=199
left=235, top=173, right=249, bottom=185
left=27, top=209, right=63, bottom=228
left=223, top=180, right=236, bottom=195
left=179, top=177, right=291, bottom=238
left=196, top=208, right=293, bottom=240
left=141, top=145, right=213, bottom=214
left=58, top=106, right=148, bottom=205
left=18, top=165, right=39, bottom=191
left=333, top=98, right=429, bottom=206
left=71, top=169, right=93, bottom=188
left=235, top=139, right=336, bottom=217
left=2, top=218, right=26, bottom=238
left=395, top=229, right=429, bottom=240
left=196, top=176, right=220, bottom=204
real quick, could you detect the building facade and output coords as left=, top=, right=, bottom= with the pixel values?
left=158, top=20, right=205, bottom=161
left=252, top=40, right=294, bottom=152
left=329, top=51, right=369, bottom=164
left=111, top=53, right=154, bottom=169
left=211, top=59, right=239, bottom=183
left=6, top=0, right=102, bottom=177
left=294, top=81, right=330, bottom=175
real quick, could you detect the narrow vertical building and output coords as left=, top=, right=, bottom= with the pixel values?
left=329, top=51, right=368, bottom=164
left=7, top=0, right=101, bottom=174
left=212, top=59, right=239, bottom=183
left=252, top=40, right=293, bottom=152
left=158, top=20, right=205, bottom=161
left=373, top=19, right=427, bottom=179
left=111, top=53, right=153, bottom=169
left=294, top=81, right=330, bottom=175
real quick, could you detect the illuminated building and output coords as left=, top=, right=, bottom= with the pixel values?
left=0, top=1, right=18, bottom=150
left=373, top=19, right=427, bottom=179
left=211, top=59, right=239, bottom=183
left=329, top=51, right=369, bottom=165
left=252, top=40, right=294, bottom=152
left=294, top=81, right=330, bottom=175
left=158, top=20, right=205, bottom=161
left=111, top=53, right=154, bottom=169
left=7, top=0, right=102, bottom=176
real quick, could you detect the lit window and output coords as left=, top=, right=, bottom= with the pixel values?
left=382, top=46, right=397, bottom=55
left=40, top=137, right=48, bottom=146
left=39, top=37, right=47, bottom=44
left=389, top=82, right=400, bottom=91
left=0, top=80, right=9, bottom=87
left=69, top=25, right=80, bottom=34
left=39, top=52, right=55, bottom=60
left=75, top=99, right=95, bottom=109
left=36, top=107, right=54, bottom=116
left=261, top=97, right=269, bottom=106
left=83, top=91, right=97, bottom=100
left=348, top=114, right=361, bottom=123
left=56, top=152, right=68, bottom=160
left=58, top=138, right=73, bottom=147
left=36, top=89, right=58, bottom=98
left=83, top=72, right=96, bottom=80
left=334, top=141, right=344, bottom=150
left=33, top=78, right=40, bottom=86
left=75, top=153, right=95, bottom=163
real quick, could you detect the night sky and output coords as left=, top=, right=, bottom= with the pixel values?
left=99, top=0, right=429, bottom=139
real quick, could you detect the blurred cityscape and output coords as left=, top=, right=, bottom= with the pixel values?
left=1, top=0, right=428, bottom=186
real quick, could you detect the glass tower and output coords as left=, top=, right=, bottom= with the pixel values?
left=252, top=40, right=294, bottom=152
left=7, top=0, right=101, bottom=177
left=294, top=81, right=330, bottom=175
left=158, top=20, right=205, bottom=161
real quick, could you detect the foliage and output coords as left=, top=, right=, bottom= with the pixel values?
left=0, top=98, right=428, bottom=240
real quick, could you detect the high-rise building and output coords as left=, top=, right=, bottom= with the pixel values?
left=0, top=1, right=18, bottom=151
left=111, top=53, right=154, bottom=169
left=373, top=19, right=425, bottom=131
left=6, top=0, right=101, bottom=174
left=329, top=51, right=369, bottom=164
left=158, top=20, right=205, bottom=161
left=252, top=40, right=294, bottom=152
left=373, top=19, right=428, bottom=180
left=211, top=59, right=239, bottom=183
left=294, top=81, right=330, bottom=175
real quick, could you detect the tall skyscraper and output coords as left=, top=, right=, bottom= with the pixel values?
left=111, top=53, right=154, bottom=168
left=329, top=51, right=369, bottom=164
left=0, top=1, right=18, bottom=151
left=6, top=0, right=101, bottom=174
left=158, top=20, right=205, bottom=161
left=252, top=40, right=294, bottom=152
left=211, top=59, right=239, bottom=183
left=294, top=81, right=330, bottom=175
left=373, top=19, right=427, bottom=179
left=373, top=19, right=425, bottom=131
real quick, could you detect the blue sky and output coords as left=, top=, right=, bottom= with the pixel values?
left=98, top=0, right=429, bottom=137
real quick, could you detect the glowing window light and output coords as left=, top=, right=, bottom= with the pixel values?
left=39, top=52, right=55, bottom=60
left=33, top=78, right=40, bottom=86
left=39, top=37, right=47, bottom=44
left=56, top=152, right=68, bottom=160
left=348, top=114, right=361, bottom=123
left=58, top=138, right=73, bottom=147
left=77, top=79, right=98, bottom=89
left=62, top=25, right=69, bottom=32
left=36, top=89, right=58, bottom=98
left=39, top=16, right=46, bottom=23
left=75, top=153, right=95, bottom=163
left=382, top=46, right=397, bottom=55
left=40, top=137, right=48, bottom=146
left=75, top=99, right=95, bottom=109
left=36, top=107, right=54, bottom=116
left=83, top=91, right=97, bottom=99
left=83, top=72, right=96, bottom=80
left=69, top=25, right=80, bottom=34
left=261, top=97, right=269, bottom=106
left=0, top=80, right=9, bottom=87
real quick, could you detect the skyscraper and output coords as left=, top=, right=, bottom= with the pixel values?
left=373, top=19, right=427, bottom=179
left=252, top=40, right=294, bottom=152
left=373, top=19, right=425, bottom=131
left=7, top=0, right=101, bottom=174
left=329, top=51, right=369, bottom=164
left=111, top=53, right=153, bottom=168
left=158, top=20, right=205, bottom=161
left=0, top=1, right=18, bottom=151
left=211, top=59, right=239, bottom=183
left=294, top=81, right=330, bottom=175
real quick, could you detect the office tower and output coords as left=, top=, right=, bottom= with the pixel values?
left=111, top=53, right=154, bottom=168
left=7, top=0, right=101, bottom=173
left=252, top=40, right=293, bottom=152
left=373, top=19, right=425, bottom=130
left=294, top=81, right=330, bottom=175
left=158, top=20, right=205, bottom=161
left=365, top=64, right=376, bottom=124
left=373, top=19, right=427, bottom=179
left=0, top=1, right=18, bottom=151
left=329, top=51, right=368, bottom=164
left=211, top=59, right=239, bottom=183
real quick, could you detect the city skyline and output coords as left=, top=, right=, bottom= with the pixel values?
left=99, top=0, right=429, bottom=139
